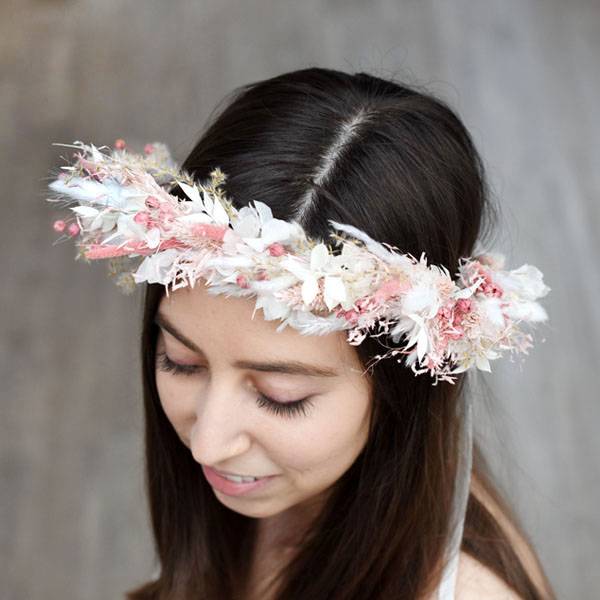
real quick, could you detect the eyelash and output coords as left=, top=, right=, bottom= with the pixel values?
left=155, top=351, right=313, bottom=419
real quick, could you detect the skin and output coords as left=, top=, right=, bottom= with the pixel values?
left=153, top=283, right=547, bottom=599
left=154, top=282, right=373, bottom=561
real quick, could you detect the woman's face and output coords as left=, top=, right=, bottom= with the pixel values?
left=154, top=283, right=372, bottom=520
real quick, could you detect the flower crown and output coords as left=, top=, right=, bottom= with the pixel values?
left=46, top=139, right=550, bottom=384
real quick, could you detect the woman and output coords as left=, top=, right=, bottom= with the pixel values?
left=49, top=67, right=554, bottom=599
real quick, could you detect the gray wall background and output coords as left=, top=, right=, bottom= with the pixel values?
left=2, top=1, right=599, bottom=598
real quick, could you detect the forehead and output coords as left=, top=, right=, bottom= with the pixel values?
left=157, top=283, right=362, bottom=372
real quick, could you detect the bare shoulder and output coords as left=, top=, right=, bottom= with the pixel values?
left=455, top=551, right=522, bottom=599
left=426, top=474, right=553, bottom=600
left=470, top=473, right=551, bottom=597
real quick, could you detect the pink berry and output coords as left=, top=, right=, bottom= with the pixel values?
left=268, top=243, right=286, bottom=257
left=67, top=223, right=80, bottom=237
left=144, top=143, right=155, bottom=154
left=114, top=138, right=126, bottom=150
left=145, top=196, right=160, bottom=209
left=134, top=211, right=150, bottom=225
left=236, top=274, right=249, bottom=288
left=53, top=219, right=66, bottom=232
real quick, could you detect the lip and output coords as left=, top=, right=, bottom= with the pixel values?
left=202, top=465, right=277, bottom=497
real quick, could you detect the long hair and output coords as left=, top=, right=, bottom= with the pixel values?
left=127, top=67, right=554, bottom=599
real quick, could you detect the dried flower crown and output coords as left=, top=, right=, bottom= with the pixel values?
left=47, top=139, right=551, bottom=384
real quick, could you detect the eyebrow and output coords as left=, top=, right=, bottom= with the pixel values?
left=153, top=312, right=339, bottom=378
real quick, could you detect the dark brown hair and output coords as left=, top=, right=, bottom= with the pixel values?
left=127, top=67, right=555, bottom=599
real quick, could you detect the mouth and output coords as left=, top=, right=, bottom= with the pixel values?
left=202, top=465, right=277, bottom=497
left=213, top=467, right=266, bottom=481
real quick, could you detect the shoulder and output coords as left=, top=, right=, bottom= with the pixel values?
left=470, top=474, right=551, bottom=596
left=455, top=551, right=523, bottom=599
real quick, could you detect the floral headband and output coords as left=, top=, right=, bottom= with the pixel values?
left=46, top=139, right=550, bottom=385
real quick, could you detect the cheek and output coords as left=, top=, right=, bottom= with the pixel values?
left=271, top=392, right=371, bottom=480
left=155, top=371, right=195, bottom=435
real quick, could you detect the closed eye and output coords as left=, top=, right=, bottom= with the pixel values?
left=156, top=351, right=200, bottom=376
left=155, top=351, right=314, bottom=419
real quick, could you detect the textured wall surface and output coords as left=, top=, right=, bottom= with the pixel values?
left=2, top=1, right=598, bottom=598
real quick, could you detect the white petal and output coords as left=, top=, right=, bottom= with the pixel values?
left=504, top=300, right=549, bottom=322
left=116, top=214, right=146, bottom=241
left=254, top=201, right=273, bottom=225
left=208, top=255, right=254, bottom=270
left=49, top=178, right=106, bottom=203
left=253, top=294, right=291, bottom=321
left=301, top=276, right=319, bottom=305
left=178, top=212, right=214, bottom=225
left=416, top=328, right=429, bottom=362
left=323, top=276, right=346, bottom=310
left=260, top=218, right=293, bottom=244
left=132, top=249, right=179, bottom=284
left=179, top=182, right=202, bottom=204
left=455, top=279, right=480, bottom=299
left=251, top=274, right=297, bottom=293
left=405, top=314, right=425, bottom=348
left=101, top=214, right=119, bottom=233
left=283, top=309, right=347, bottom=335
left=211, top=196, right=230, bottom=225
left=310, top=243, right=330, bottom=271
left=90, top=212, right=106, bottom=230
left=280, top=256, right=310, bottom=281
left=390, top=316, right=417, bottom=342
left=328, top=221, right=392, bottom=261
left=98, top=230, right=124, bottom=245
left=496, top=264, right=551, bottom=300
left=475, top=355, right=491, bottom=372
left=478, top=297, right=506, bottom=331
left=242, top=237, right=268, bottom=252
left=89, top=144, right=103, bottom=162
left=145, top=227, right=162, bottom=249
left=403, top=284, right=438, bottom=315
left=234, top=212, right=261, bottom=238
left=70, top=205, right=99, bottom=217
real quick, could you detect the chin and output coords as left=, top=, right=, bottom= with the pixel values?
left=215, top=491, right=287, bottom=518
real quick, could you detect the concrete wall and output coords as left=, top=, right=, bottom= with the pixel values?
left=2, top=1, right=598, bottom=598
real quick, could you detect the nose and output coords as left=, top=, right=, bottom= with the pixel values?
left=188, top=378, right=252, bottom=466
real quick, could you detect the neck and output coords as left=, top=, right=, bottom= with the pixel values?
left=255, top=489, right=329, bottom=553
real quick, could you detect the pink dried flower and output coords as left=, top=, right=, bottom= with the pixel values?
left=337, top=308, right=360, bottom=326
left=145, top=196, right=160, bottom=209
left=439, top=305, right=453, bottom=320
left=355, top=296, right=377, bottom=313
left=134, top=211, right=151, bottom=226
left=67, top=223, right=80, bottom=237
left=45, top=140, right=550, bottom=385
left=190, top=223, right=227, bottom=241
left=236, top=274, right=249, bottom=288
left=481, top=282, right=503, bottom=298
left=268, top=243, right=286, bottom=257
left=456, top=298, right=472, bottom=313
left=373, top=278, right=407, bottom=303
